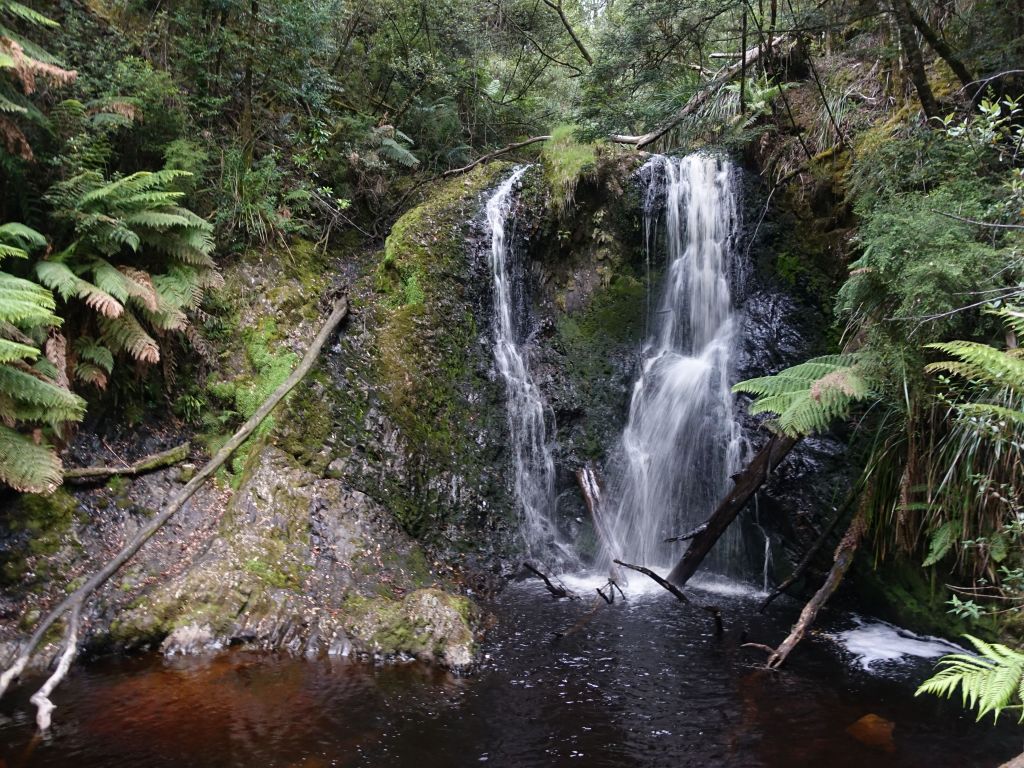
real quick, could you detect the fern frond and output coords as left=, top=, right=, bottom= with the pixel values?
left=99, top=310, right=160, bottom=364
left=734, top=354, right=872, bottom=436
left=0, top=364, right=85, bottom=424
left=918, top=636, right=1024, bottom=723
left=0, top=337, right=39, bottom=362
left=0, top=222, right=46, bottom=250
left=73, top=361, right=108, bottom=389
left=36, top=260, right=124, bottom=317
left=72, top=336, right=113, bottom=373
left=378, top=137, right=420, bottom=167
left=2, top=2, right=60, bottom=28
left=0, top=424, right=62, bottom=494
left=0, top=271, right=58, bottom=328
left=927, top=341, right=1024, bottom=394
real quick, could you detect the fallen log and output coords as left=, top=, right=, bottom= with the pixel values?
left=0, top=296, right=350, bottom=726
left=754, top=512, right=866, bottom=669
left=63, top=442, right=191, bottom=482
left=609, top=36, right=789, bottom=149
left=667, top=433, right=799, bottom=588
left=441, top=136, right=550, bottom=178
left=614, top=559, right=723, bottom=632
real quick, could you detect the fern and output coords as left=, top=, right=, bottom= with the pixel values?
left=72, top=336, right=113, bottom=373
left=99, top=309, right=160, bottom=364
left=927, top=341, right=1024, bottom=394
left=0, top=364, right=85, bottom=426
left=0, top=424, right=63, bottom=494
left=42, top=169, right=219, bottom=373
left=733, top=354, right=873, bottom=437
left=917, top=636, right=1024, bottom=723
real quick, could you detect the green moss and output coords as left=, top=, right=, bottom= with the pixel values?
left=243, top=556, right=300, bottom=590
left=205, top=316, right=299, bottom=481
left=366, top=163, right=511, bottom=537
left=1, top=489, right=81, bottom=587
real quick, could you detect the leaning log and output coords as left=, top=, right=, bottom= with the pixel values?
left=609, top=36, right=789, bottom=149
left=759, top=512, right=865, bottom=669
left=667, top=433, right=798, bottom=588
left=0, top=297, right=350, bottom=723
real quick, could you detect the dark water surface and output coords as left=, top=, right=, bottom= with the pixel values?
left=2, top=576, right=1021, bottom=767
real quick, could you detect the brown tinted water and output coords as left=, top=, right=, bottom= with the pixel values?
left=1, top=577, right=1020, bottom=767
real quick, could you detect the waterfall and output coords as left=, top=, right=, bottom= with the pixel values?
left=485, top=168, right=569, bottom=563
left=603, top=154, right=744, bottom=570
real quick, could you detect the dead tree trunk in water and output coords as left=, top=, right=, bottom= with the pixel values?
left=757, top=512, right=866, bottom=669
left=667, top=434, right=798, bottom=588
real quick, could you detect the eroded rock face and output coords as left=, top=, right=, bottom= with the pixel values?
left=110, top=447, right=480, bottom=670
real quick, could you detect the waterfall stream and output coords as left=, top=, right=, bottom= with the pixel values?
left=485, top=168, right=569, bottom=563
left=603, top=154, right=744, bottom=571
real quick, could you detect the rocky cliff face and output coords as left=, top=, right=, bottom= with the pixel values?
left=0, top=149, right=845, bottom=672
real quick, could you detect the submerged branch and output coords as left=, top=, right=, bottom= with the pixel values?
left=614, top=560, right=723, bottom=632
left=524, top=562, right=576, bottom=599
left=29, top=604, right=81, bottom=731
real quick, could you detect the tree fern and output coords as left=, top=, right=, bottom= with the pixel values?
left=917, top=635, right=1024, bottom=723
left=732, top=354, right=873, bottom=437
left=0, top=221, right=85, bottom=493
left=43, top=169, right=219, bottom=371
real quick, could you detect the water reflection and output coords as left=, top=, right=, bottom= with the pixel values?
left=1, top=581, right=1019, bottom=767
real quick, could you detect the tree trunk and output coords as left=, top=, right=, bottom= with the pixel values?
left=609, top=36, right=789, bottom=149
left=667, top=434, right=799, bottom=587
left=761, top=512, right=866, bottom=668
left=904, top=1, right=973, bottom=88
left=890, top=0, right=939, bottom=118
left=63, top=443, right=191, bottom=482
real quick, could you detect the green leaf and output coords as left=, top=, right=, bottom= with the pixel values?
left=923, top=519, right=960, bottom=567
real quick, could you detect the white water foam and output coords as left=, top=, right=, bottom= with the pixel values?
left=832, top=616, right=964, bottom=672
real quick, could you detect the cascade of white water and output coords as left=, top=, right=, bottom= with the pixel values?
left=602, top=154, right=744, bottom=570
left=485, top=168, right=569, bottom=563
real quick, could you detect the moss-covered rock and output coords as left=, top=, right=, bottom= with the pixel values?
left=109, top=445, right=480, bottom=667
left=344, top=588, right=480, bottom=670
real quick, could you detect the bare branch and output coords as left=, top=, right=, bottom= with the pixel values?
left=541, top=0, right=593, bottom=66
